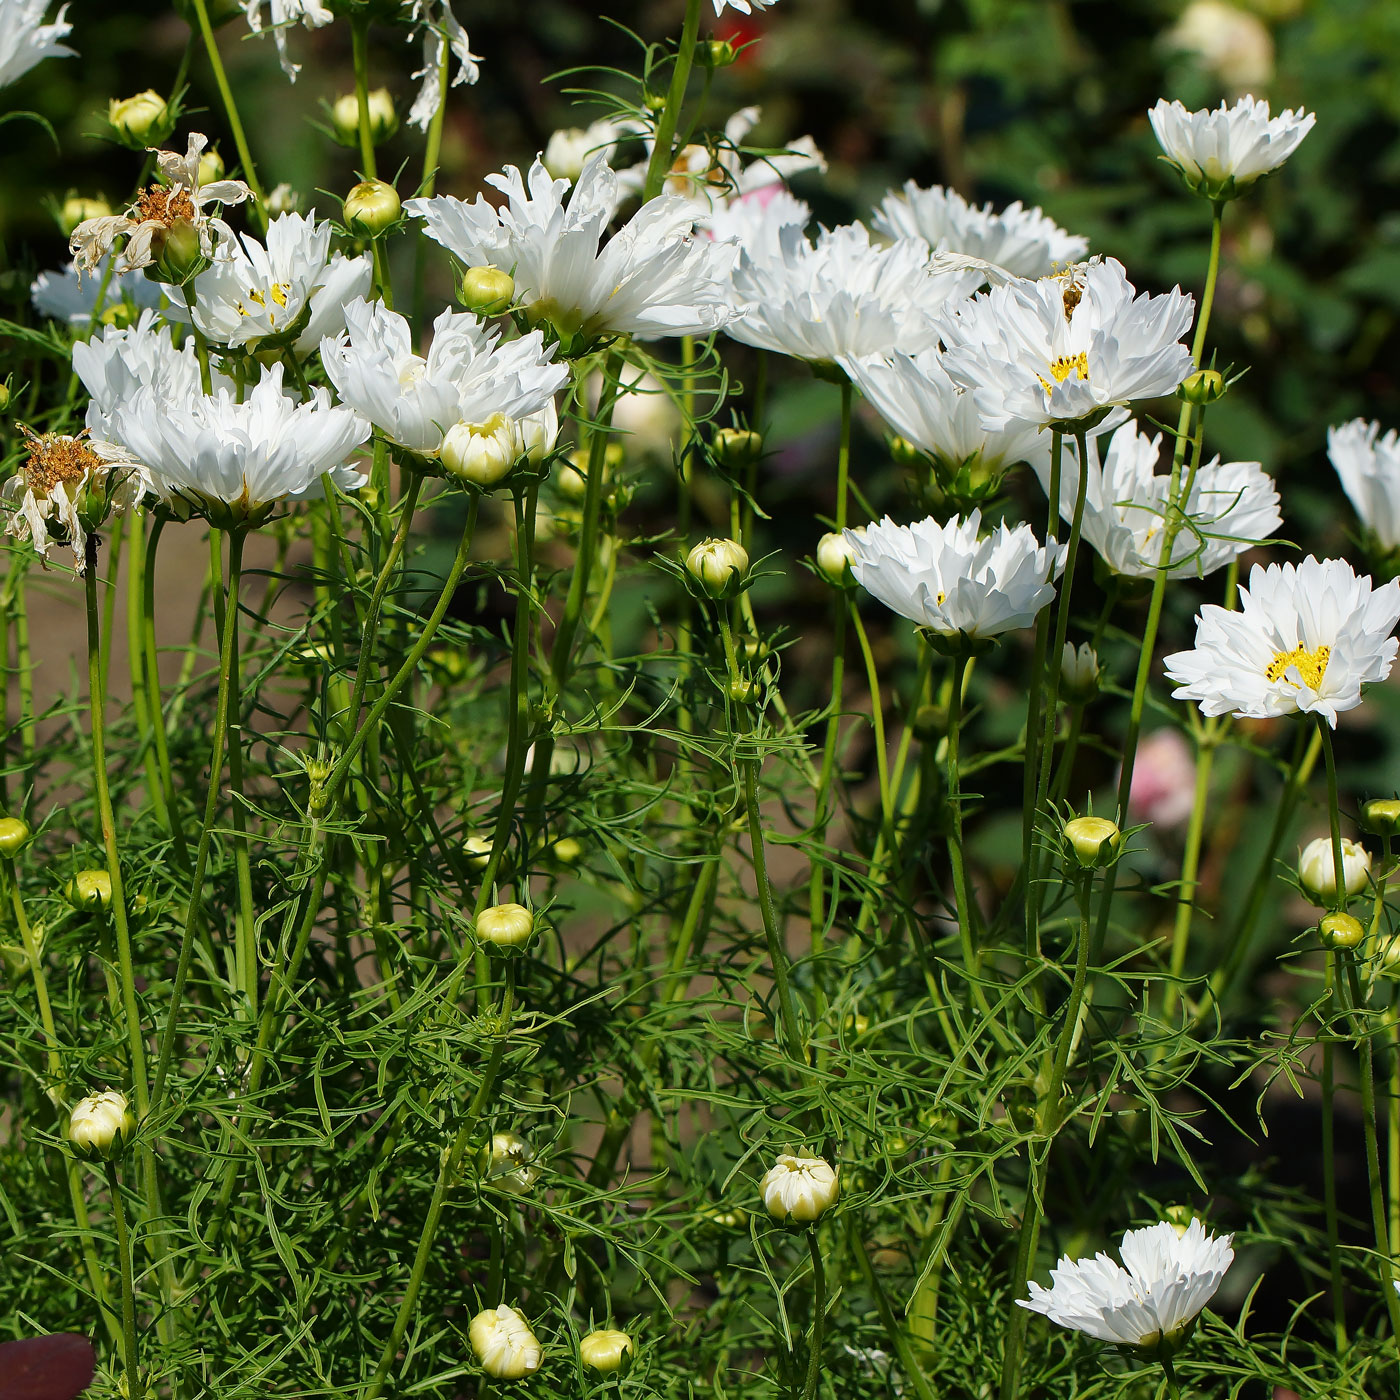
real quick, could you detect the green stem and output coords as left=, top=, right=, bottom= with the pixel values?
left=1322, top=955, right=1348, bottom=1348
left=141, top=517, right=190, bottom=869
left=641, top=0, right=704, bottom=203
left=1161, top=731, right=1217, bottom=1023
left=945, top=651, right=979, bottom=987
left=801, top=1230, right=826, bottom=1400
left=187, top=0, right=265, bottom=210
left=220, top=530, right=257, bottom=1015
left=351, top=16, right=378, bottom=181
left=8, top=857, right=61, bottom=1087
left=106, top=1161, right=143, bottom=1400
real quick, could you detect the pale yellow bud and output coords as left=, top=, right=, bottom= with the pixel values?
left=442, top=413, right=522, bottom=488
left=198, top=147, right=225, bottom=185
left=58, top=196, right=111, bottom=238
left=1320, top=911, right=1365, bottom=950
left=66, top=869, right=112, bottom=911
left=815, top=531, right=856, bottom=587
left=331, top=88, right=397, bottom=146
left=344, top=179, right=401, bottom=236
left=0, top=816, right=31, bottom=858
left=760, top=1153, right=839, bottom=1223
left=68, top=1089, right=135, bottom=1160
left=1298, top=836, right=1370, bottom=905
left=469, top=1305, right=542, bottom=1379
left=580, top=1328, right=633, bottom=1373
left=463, top=835, right=493, bottom=870
left=712, top=426, right=763, bottom=470
left=108, top=90, right=172, bottom=147
left=1063, top=816, right=1121, bottom=869
left=686, top=538, right=749, bottom=600
left=459, top=266, right=515, bottom=317
left=476, top=902, right=535, bottom=950
left=1362, top=798, right=1400, bottom=836
left=479, top=1130, right=539, bottom=1194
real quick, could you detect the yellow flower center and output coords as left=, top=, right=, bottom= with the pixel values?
left=237, top=283, right=291, bottom=325
left=1266, top=644, right=1330, bottom=690
left=1044, top=352, right=1089, bottom=384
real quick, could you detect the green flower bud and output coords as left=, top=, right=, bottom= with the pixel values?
left=1362, top=798, right=1400, bottom=836
left=1178, top=369, right=1225, bottom=406
left=459, top=265, right=515, bottom=317
left=67, top=1089, right=135, bottom=1160
left=1320, top=911, right=1365, bottom=950
left=815, top=531, right=856, bottom=587
left=913, top=703, right=948, bottom=740
left=889, top=435, right=924, bottom=467
left=728, top=675, right=761, bottom=705
left=463, top=834, right=493, bottom=870
left=712, top=426, right=763, bottom=471
left=700, top=37, right=737, bottom=66
left=331, top=87, right=397, bottom=147
left=479, top=1129, right=539, bottom=1193
left=149, top=218, right=206, bottom=285
left=580, top=1328, right=634, bottom=1374
left=476, top=901, right=535, bottom=951
left=66, top=869, right=113, bottom=911
left=108, top=90, right=173, bottom=148
left=0, top=816, right=31, bottom=858
left=344, top=178, right=401, bottom=236
left=1163, top=1204, right=1196, bottom=1238
left=198, top=147, right=225, bottom=185
left=58, top=195, right=111, bottom=238
left=552, top=837, right=582, bottom=865
left=1063, top=816, right=1121, bottom=869
left=685, top=538, right=749, bottom=600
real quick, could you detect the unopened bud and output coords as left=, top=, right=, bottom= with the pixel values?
left=1298, top=836, right=1371, bottom=905
left=198, top=147, right=225, bottom=185
left=580, top=1328, right=634, bottom=1373
left=0, top=816, right=31, bottom=858
left=686, top=537, right=749, bottom=600
left=442, top=413, right=520, bottom=488
left=149, top=218, right=206, bottom=285
left=463, top=835, right=493, bottom=870
left=476, top=901, right=535, bottom=951
left=1063, top=816, right=1121, bottom=869
left=1178, top=369, right=1225, bottom=406
left=67, top=1089, right=134, bottom=1160
left=108, top=90, right=173, bottom=147
left=469, top=1305, right=542, bottom=1380
left=66, top=869, right=113, bottom=911
left=0, top=382, right=9, bottom=412
left=700, top=37, right=737, bottom=66
left=889, top=435, right=923, bottom=466
left=331, top=87, right=397, bottom=147
left=58, top=195, right=111, bottom=238
left=1378, top=933, right=1400, bottom=977
left=1320, top=911, right=1365, bottom=950
left=760, top=1153, right=839, bottom=1223
left=263, top=182, right=299, bottom=217
left=479, top=1130, right=539, bottom=1194
left=815, top=531, right=856, bottom=587
left=344, top=178, right=401, bottom=236
left=1362, top=798, right=1400, bottom=837
left=728, top=675, right=761, bottom=705
left=1060, top=642, right=1101, bottom=704
left=913, top=703, right=948, bottom=740
left=459, top=265, right=515, bottom=316
left=712, top=426, right=763, bottom=471
left=1163, top=1204, right=1195, bottom=1238
left=552, top=836, right=582, bottom=865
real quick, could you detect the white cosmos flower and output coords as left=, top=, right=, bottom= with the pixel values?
left=69, top=133, right=252, bottom=276
left=0, top=0, right=73, bottom=89
left=729, top=221, right=981, bottom=366
left=1032, top=417, right=1281, bottom=578
left=164, top=212, right=371, bottom=352
left=1148, top=96, right=1315, bottom=200
left=702, top=187, right=811, bottom=272
left=405, top=0, right=483, bottom=132
left=844, top=511, right=1065, bottom=640
left=100, top=362, right=369, bottom=520
left=1020, top=1219, right=1234, bottom=1351
left=1164, top=557, right=1400, bottom=728
left=842, top=349, right=1052, bottom=481
left=408, top=156, right=736, bottom=344
left=242, top=0, right=331, bottom=80
left=1328, top=419, right=1400, bottom=554
left=320, top=297, right=567, bottom=459
left=73, top=312, right=212, bottom=441
left=712, top=0, right=777, bottom=12
left=872, top=181, right=1087, bottom=281
left=468, top=1305, right=542, bottom=1380
left=938, top=257, right=1195, bottom=429
left=31, top=257, right=168, bottom=325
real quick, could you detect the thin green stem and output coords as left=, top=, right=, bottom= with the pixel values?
left=1322, top=954, right=1347, bottom=1348
left=801, top=1230, right=826, bottom=1400
left=141, top=517, right=190, bottom=869
left=187, top=0, right=265, bottom=210
left=641, top=0, right=703, bottom=203
left=106, top=1161, right=143, bottom=1400
left=1162, top=733, right=1217, bottom=1023
left=351, top=16, right=378, bottom=182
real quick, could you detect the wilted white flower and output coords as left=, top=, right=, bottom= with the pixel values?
left=30, top=257, right=168, bottom=326
left=405, top=0, right=483, bottom=131
left=543, top=118, right=628, bottom=182
left=1033, top=417, right=1281, bottom=578
left=760, top=1153, right=839, bottom=1222
left=1148, top=96, right=1315, bottom=201
left=1166, top=2, right=1274, bottom=91
left=320, top=297, right=567, bottom=460
left=469, top=1305, right=542, bottom=1379
left=0, top=0, right=72, bottom=90
left=872, top=181, right=1087, bottom=281
left=729, top=222, right=981, bottom=366
left=1020, top=1219, right=1234, bottom=1352
left=165, top=212, right=371, bottom=352
left=67, top=1089, right=135, bottom=1159
left=69, top=133, right=252, bottom=277
left=100, top=362, right=369, bottom=522
left=842, top=349, right=1052, bottom=483
left=1298, top=836, right=1371, bottom=905
left=844, top=512, right=1065, bottom=641
left=242, top=0, right=331, bottom=79
left=1164, top=557, right=1400, bottom=728
left=408, top=155, right=737, bottom=345
left=939, top=257, right=1195, bottom=429
left=1329, top=419, right=1400, bottom=554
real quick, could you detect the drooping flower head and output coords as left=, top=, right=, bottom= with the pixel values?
left=404, top=0, right=483, bottom=131
left=938, top=257, right=1195, bottom=430
left=0, top=0, right=73, bottom=90
left=1034, top=417, right=1281, bottom=578
left=1148, top=96, right=1315, bottom=202
left=408, top=156, right=736, bottom=351
left=1020, top=1219, right=1234, bottom=1353
left=1328, top=418, right=1400, bottom=558
left=242, top=0, right=331, bottom=80
left=872, top=181, right=1088, bottom=281
left=1164, top=557, right=1400, bottom=728
left=844, top=511, right=1065, bottom=643
left=69, top=133, right=252, bottom=279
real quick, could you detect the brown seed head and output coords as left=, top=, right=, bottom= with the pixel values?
left=132, top=182, right=197, bottom=227
left=19, top=425, right=101, bottom=497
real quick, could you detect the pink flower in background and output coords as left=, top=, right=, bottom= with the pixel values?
left=1125, top=728, right=1197, bottom=830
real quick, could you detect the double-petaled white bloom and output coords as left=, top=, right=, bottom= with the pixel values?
left=702, top=187, right=811, bottom=269
left=100, top=362, right=369, bottom=522
left=729, top=222, right=981, bottom=366
left=73, top=312, right=209, bottom=442
left=760, top=1154, right=839, bottom=1223
left=165, top=212, right=371, bottom=352
left=842, top=349, right=1051, bottom=483
left=31, top=257, right=168, bottom=326
left=1329, top=419, right=1400, bottom=554
left=320, top=297, right=567, bottom=461
left=242, top=0, right=331, bottom=80
left=845, top=511, right=1065, bottom=641
left=1033, top=418, right=1281, bottom=578
left=872, top=181, right=1087, bottom=281
left=1164, top=557, right=1400, bottom=728
left=1148, top=96, right=1315, bottom=201
left=468, top=1305, right=542, bottom=1380
left=405, top=0, right=483, bottom=132
left=69, top=133, right=253, bottom=276
left=0, top=0, right=72, bottom=89
left=407, top=156, right=736, bottom=346
left=543, top=118, right=629, bottom=183
left=1020, top=1219, right=1234, bottom=1352
left=939, top=257, right=1195, bottom=429
left=712, top=0, right=777, bottom=12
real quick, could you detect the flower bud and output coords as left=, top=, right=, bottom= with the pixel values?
left=108, top=90, right=173, bottom=148
left=815, top=531, right=856, bottom=587
left=331, top=87, right=397, bottom=147
left=442, top=413, right=521, bottom=488
left=1362, top=798, right=1400, bottom=837
left=1378, top=933, right=1400, bottom=977
left=1060, top=642, right=1101, bottom=704
left=701, top=37, right=737, bottom=66
left=343, top=178, right=401, bottom=236
left=67, top=1089, right=135, bottom=1160
left=264, top=182, right=299, bottom=217
left=712, top=426, right=763, bottom=471
left=0, top=381, right=9, bottom=411
left=58, top=195, right=111, bottom=238
left=543, top=127, right=594, bottom=182
left=1298, top=836, right=1371, bottom=905
left=760, top=1153, right=839, bottom=1223
left=0, top=816, right=31, bottom=858
left=889, top=435, right=924, bottom=467
left=728, top=676, right=761, bottom=705
left=476, top=901, right=535, bottom=950
left=469, top=1305, right=542, bottom=1380
left=479, top=1130, right=539, bottom=1194
left=463, top=834, right=493, bottom=870
left=66, top=869, right=112, bottom=911
left=580, top=1328, right=633, bottom=1373
left=686, top=538, right=749, bottom=600
left=149, top=218, right=206, bottom=285
left=459, top=265, right=515, bottom=317
left=1163, top=1204, right=1196, bottom=1238
left=1178, top=369, right=1226, bottom=406
left=552, top=836, right=582, bottom=865
left=1320, top=911, right=1365, bottom=950
left=198, top=147, right=225, bottom=185
left=912, top=703, right=948, bottom=740
left=1063, top=816, right=1121, bottom=869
